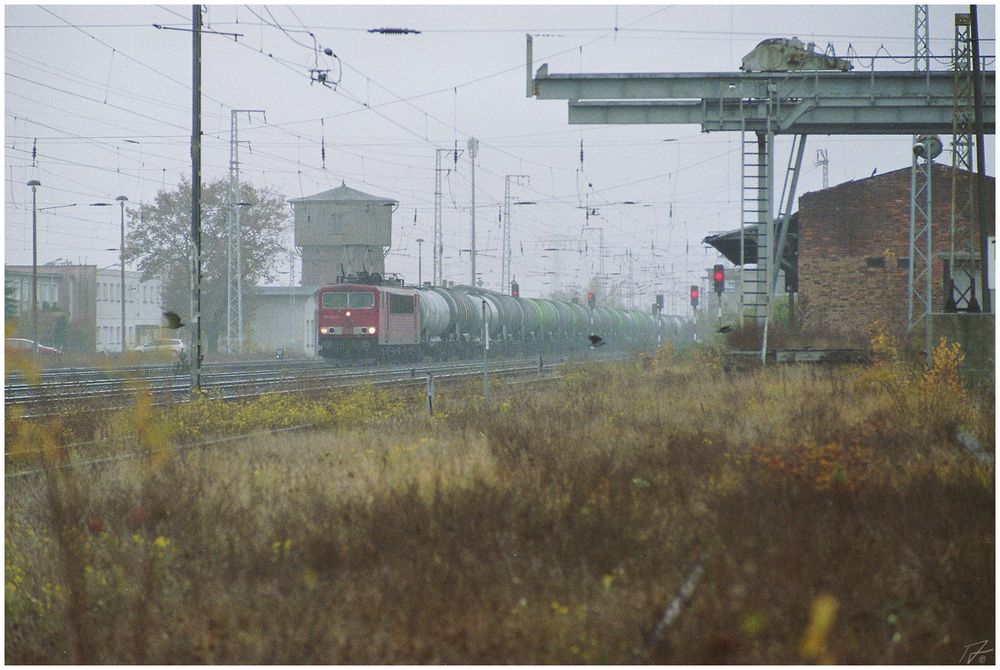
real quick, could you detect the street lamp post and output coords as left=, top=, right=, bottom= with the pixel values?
left=416, top=238, right=424, bottom=286
left=116, top=195, right=128, bottom=353
left=27, top=180, right=40, bottom=356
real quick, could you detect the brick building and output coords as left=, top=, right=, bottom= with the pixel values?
left=797, top=165, right=994, bottom=340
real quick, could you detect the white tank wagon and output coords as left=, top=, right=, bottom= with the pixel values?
left=418, top=286, right=483, bottom=340
left=317, top=275, right=691, bottom=361
left=414, top=285, right=685, bottom=354
left=416, top=288, right=453, bottom=339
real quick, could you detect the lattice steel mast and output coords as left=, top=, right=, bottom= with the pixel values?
left=503, top=174, right=529, bottom=292
left=947, top=12, right=980, bottom=312
left=433, top=148, right=460, bottom=286
left=227, top=108, right=264, bottom=354
left=908, top=5, right=934, bottom=336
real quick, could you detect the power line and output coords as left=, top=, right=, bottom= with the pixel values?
left=6, top=73, right=192, bottom=133
left=37, top=5, right=232, bottom=109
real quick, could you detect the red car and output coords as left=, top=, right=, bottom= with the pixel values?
left=5, top=338, right=62, bottom=356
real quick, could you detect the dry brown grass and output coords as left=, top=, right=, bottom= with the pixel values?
left=5, top=341, right=994, bottom=663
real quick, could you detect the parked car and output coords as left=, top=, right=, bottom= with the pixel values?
left=5, top=337, right=62, bottom=356
left=135, top=338, right=186, bottom=356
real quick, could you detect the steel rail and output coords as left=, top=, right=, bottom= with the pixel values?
left=6, top=354, right=613, bottom=419
left=5, top=358, right=577, bottom=478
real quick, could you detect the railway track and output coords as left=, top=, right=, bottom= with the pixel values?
left=5, top=354, right=604, bottom=479
left=5, top=354, right=605, bottom=419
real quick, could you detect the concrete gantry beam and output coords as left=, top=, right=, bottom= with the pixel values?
left=531, top=66, right=995, bottom=136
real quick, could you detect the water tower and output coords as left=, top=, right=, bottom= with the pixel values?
left=290, top=181, right=397, bottom=285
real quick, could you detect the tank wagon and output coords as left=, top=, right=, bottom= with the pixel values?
left=315, top=274, right=686, bottom=361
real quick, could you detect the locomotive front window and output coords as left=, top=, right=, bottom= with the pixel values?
left=323, top=292, right=348, bottom=309
left=323, top=291, right=375, bottom=309
left=349, top=292, right=375, bottom=308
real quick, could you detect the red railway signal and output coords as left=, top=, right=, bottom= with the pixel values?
left=713, top=264, right=725, bottom=295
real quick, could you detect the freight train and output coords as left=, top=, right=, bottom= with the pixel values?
left=315, top=273, right=688, bottom=361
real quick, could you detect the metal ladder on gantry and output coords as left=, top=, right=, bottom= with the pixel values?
left=526, top=34, right=995, bottom=333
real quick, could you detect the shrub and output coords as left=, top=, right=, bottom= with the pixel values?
left=5, top=346, right=993, bottom=663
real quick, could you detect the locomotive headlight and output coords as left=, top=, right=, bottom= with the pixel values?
left=345, top=310, right=351, bottom=317
left=320, top=327, right=329, bottom=335
left=368, top=327, right=377, bottom=335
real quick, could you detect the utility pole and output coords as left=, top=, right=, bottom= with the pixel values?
left=287, top=248, right=295, bottom=332
left=908, top=5, right=931, bottom=335
left=416, top=238, right=424, bottom=285
left=582, top=225, right=604, bottom=303
left=116, top=195, right=128, bottom=353
left=228, top=108, right=265, bottom=354
left=467, top=137, right=478, bottom=286
left=599, top=230, right=604, bottom=303
left=503, top=174, right=529, bottom=292
left=27, top=179, right=40, bottom=356
left=481, top=298, right=490, bottom=400
left=434, top=147, right=461, bottom=287
left=815, top=148, right=829, bottom=189
left=971, top=5, right=991, bottom=313
left=190, top=3, right=203, bottom=392
left=627, top=248, right=634, bottom=309
left=948, top=13, right=978, bottom=313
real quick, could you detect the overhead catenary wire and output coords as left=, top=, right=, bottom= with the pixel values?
left=37, top=5, right=232, bottom=110
left=6, top=5, right=923, bottom=296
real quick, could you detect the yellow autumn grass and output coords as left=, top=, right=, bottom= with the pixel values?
left=5, top=338, right=993, bottom=663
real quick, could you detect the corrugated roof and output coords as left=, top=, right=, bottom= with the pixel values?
left=288, top=181, right=397, bottom=205
left=702, top=214, right=797, bottom=269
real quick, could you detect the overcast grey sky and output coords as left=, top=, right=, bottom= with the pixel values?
left=5, top=3, right=996, bottom=311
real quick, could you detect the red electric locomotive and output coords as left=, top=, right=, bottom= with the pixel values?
left=316, top=274, right=420, bottom=360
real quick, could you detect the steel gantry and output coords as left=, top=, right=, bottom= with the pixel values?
left=527, top=38, right=995, bottom=329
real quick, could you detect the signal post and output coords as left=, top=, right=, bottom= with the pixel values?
left=713, top=264, right=726, bottom=327
left=690, top=285, right=700, bottom=341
